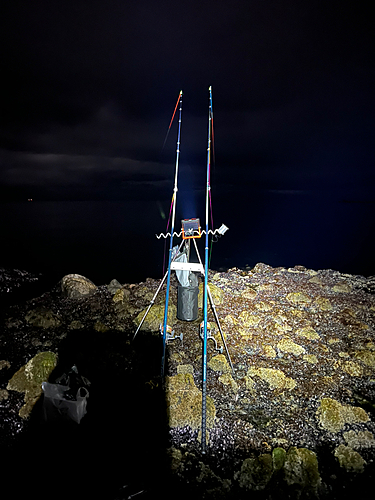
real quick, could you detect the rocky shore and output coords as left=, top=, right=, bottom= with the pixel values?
left=1, top=264, right=375, bottom=499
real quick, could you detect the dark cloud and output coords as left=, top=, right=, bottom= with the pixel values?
left=0, top=0, right=373, bottom=201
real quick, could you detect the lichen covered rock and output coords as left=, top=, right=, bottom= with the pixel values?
left=7, top=351, right=57, bottom=418
left=316, top=397, right=369, bottom=433
left=283, top=447, right=321, bottom=491
left=198, top=283, right=224, bottom=308
left=247, top=366, right=296, bottom=390
left=334, top=444, right=366, bottom=472
left=236, top=453, right=273, bottom=491
left=134, top=303, right=177, bottom=332
left=165, top=373, right=215, bottom=430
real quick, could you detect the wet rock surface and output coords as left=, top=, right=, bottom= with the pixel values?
left=1, top=265, right=375, bottom=499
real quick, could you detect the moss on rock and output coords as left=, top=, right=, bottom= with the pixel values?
left=272, top=447, right=287, bottom=471
left=236, top=453, right=274, bottom=491
left=283, top=447, right=321, bottom=490
left=7, top=351, right=58, bottom=419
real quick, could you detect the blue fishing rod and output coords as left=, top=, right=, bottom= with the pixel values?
left=201, top=86, right=213, bottom=453
left=161, top=90, right=183, bottom=377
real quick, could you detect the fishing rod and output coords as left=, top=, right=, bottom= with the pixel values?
left=201, top=86, right=213, bottom=453
left=161, top=90, right=183, bottom=377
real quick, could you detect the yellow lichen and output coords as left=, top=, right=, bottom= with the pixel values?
left=355, top=350, right=375, bottom=367
left=208, top=354, right=231, bottom=374
left=134, top=303, right=176, bottom=332
left=286, top=292, right=312, bottom=305
left=342, top=361, right=364, bottom=377
left=297, top=326, right=320, bottom=340
left=165, top=373, right=215, bottom=430
left=314, top=297, right=332, bottom=311
left=255, top=301, right=273, bottom=312
left=198, top=283, right=224, bottom=307
left=263, top=346, right=277, bottom=358
left=316, top=398, right=369, bottom=433
left=303, top=354, right=318, bottom=364
left=247, top=367, right=296, bottom=390
left=334, top=445, right=366, bottom=472
left=219, top=373, right=238, bottom=393
left=277, top=338, right=305, bottom=356
left=239, top=310, right=261, bottom=327
left=332, top=283, right=352, bottom=293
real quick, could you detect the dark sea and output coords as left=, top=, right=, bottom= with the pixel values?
left=1, top=188, right=374, bottom=289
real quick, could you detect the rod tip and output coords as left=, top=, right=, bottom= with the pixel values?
left=180, top=90, right=183, bottom=95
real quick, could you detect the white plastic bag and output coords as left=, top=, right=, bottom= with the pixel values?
left=42, top=381, right=89, bottom=424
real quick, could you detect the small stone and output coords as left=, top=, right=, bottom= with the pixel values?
left=241, top=287, right=257, bottom=300
left=25, top=308, right=61, bottom=328
left=7, top=352, right=58, bottom=419
left=107, top=279, right=122, bottom=294
left=0, top=389, right=9, bottom=401
left=236, top=453, right=273, bottom=491
left=309, top=276, right=323, bottom=285
left=283, top=447, right=321, bottom=490
left=0, top=360, right=11, bottom=370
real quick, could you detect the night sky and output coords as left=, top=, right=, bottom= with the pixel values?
left=0, top=1, right=374, bottom=278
